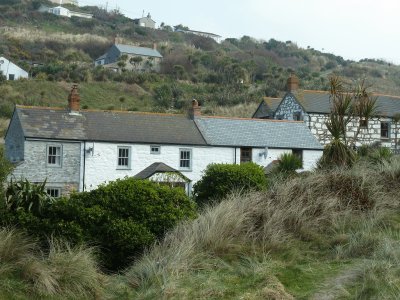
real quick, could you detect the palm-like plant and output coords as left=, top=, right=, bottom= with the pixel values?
left=275, top=153, right=302, bottom=174
left=5, top=179, right=55, bottom=216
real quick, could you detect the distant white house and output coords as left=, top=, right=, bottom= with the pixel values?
left=175, top=29, right=222, bottom=43
left=47, top=6, right=93, bottom=19
left=49, top=0, right=78, bottom=5
left=0, top=57, right=28, bottom=80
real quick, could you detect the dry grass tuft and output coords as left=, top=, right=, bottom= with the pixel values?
left=0, top=228, right=104, bottom=298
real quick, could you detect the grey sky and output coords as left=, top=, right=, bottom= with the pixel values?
left=79, top=0, right=400, bottom=64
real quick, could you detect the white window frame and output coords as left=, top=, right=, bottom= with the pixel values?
left=46, top=187, right=61, bottom=198
left=46, top=144, right=62, bottom=167
left=117, top=146, right=131, bottom=169
left=150, top=145, right=161, bottom=155
left=380, top=121, right=391, bottom=139
left=179, top=148, right=192, bottom=171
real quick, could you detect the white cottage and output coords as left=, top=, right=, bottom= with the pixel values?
left=253, top=74, right=400, bottom=150
left=0, top=57, right=28, bottom=80
left=5, top=86, right=323, bottom=196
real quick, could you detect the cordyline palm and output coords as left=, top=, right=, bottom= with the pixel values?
left=321, top=76, right=357, bottom=168
left=351, top=79, right=378, bottom=146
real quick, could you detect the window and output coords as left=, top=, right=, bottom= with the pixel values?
left=360, top=119, right=368, bottom=128
left=292, top=149, right=303, bottom=168
left=117, top=146, right=131, bottom=169
left=150, top=145, right=161, bottom=154
left=47, top=145, right=62, bottom=167
left=179, top=149, right=192, bottom=170
left=8, top=74, right=14, bottom=81
left=381, top=122, right=390, bottom=139
left=240, top=147, right=252, bottom=164
left=46, top=188, right=61, bottom=198
left=293, top=112, right=303, bottom=121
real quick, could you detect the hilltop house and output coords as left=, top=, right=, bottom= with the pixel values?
left=175, top=29, right=222, bottom=43
left=0, top=57, right=28, bottom=80
left=49, top=0, right=78, bottom=5
left=133, top=13, right=156, bottom=29
left=253, top=74, right=400, bottom=150
left=41, top=4, right=93, bottom=19
left=95, top=43, right=163, bottom=72
left=5, top=85, right=323, bottom=196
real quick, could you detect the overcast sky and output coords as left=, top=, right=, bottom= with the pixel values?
left=78, top=0, right=400, bottom=64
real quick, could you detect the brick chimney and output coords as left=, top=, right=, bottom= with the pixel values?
left=68, top=84, right=80, bottom=111
left=287, top=73, right=299, bottom=92
left=188, top=99, right=201, bottom=119
left=153, top=42, right=157, bottom=50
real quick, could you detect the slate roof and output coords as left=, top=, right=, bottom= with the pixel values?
left=195, top=117, right=323, bottom=150
left=292, top=90, right=400, bottom=117
left=252, top=97, right=281, bottom=118
left=15, top=107, right=207, bottom=146
left=13, top=106, right=323, bottom=150
left=134, top=162, right=190, bottom=181
left=115, top=44, right=162, bottom=58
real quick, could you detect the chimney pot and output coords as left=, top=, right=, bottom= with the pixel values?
left=287, top=73, right=299, bottom=92
left=68, top=84, right=80, bottom=111
left=188, top=99, right=201, bottom=119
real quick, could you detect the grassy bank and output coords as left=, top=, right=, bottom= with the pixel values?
left=112, top=159, right=400, bottom=299
left=1, top=158, right=400, bottom=299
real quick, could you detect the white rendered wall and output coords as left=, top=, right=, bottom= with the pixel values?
left=83, top=142, right=236, bottom=191
left=303, top=150, right=323, bottom=170
left=0, top=57, right=28, bottom=80
left=83, top=143, right=322, bottom=191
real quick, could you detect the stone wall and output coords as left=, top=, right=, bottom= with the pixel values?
left=308, top=114, right=398, bottom=148
left=11, top=140, right=81, bottom=196
left=274, top=93, right=305, bottom=120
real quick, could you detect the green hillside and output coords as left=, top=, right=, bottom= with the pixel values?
left=1, top=0, right=400, bottom=133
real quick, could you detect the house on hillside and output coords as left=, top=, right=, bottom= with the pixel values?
left=0, top=57, right=28, bottom=80
left=253, top=74, right=400, bottom=150
left=45, top=5, right=93, bottom=19
left=133, top=13, right=156, bottom=29
left=49, top=0, right=78, bottom=5
left=95, top=43, right=163, bottom=72
left=5, top=85, right=323, bottom=197
left=175, top=29, right=222, bottom=43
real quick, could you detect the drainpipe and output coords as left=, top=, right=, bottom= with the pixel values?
left=234, top=147, right=237, bottom=164
left=83, top=141, right=86, bottom=191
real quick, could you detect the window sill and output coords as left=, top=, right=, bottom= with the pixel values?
left=116, top=167, right=132, bottom=170
left=46, top=165, right=62, bottom=168
left=380, top=138, right=391, bottom=141
left=179, top=169, right=192, bottom=172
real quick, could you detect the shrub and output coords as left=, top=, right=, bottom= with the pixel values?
left=193, top=163, right=267, bottom=206
left=274, top=153, right=302, bottom=175
left=1, top=178, right=197, bottom=271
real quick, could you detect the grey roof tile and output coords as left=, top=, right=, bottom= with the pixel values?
left=115, top=44, right=162, bottom=58
left=16, top=107, right=207, bottom=145
left=195, top=117, right=323, bottom=149
left=293, top=90, right=400, bottom=117
left=134, top=162, right=190, bottom=181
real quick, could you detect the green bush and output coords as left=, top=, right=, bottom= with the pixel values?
left=0, top=178, right=197, bottom=271
left=274, top=153, right=302, bottom=175
left=193, top=163, right=267, bottom=206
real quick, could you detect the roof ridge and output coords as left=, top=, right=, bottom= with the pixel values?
left=198, top=115, right=303, bottom=123
left=16, top=105, right=186, bottom=117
